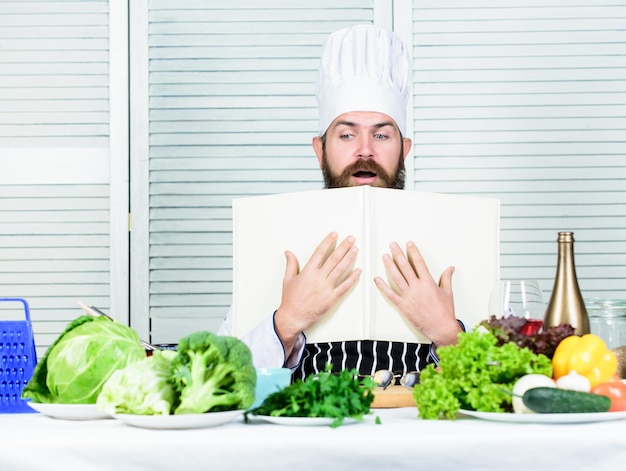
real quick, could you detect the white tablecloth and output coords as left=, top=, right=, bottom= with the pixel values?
left=4, top=407, right=626, bottom=471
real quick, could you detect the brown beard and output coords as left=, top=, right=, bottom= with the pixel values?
left=321, top=144, right=406, bottom=190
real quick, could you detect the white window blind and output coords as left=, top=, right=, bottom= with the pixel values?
left=411, top=0, right=626, bottom=301
left=139, top=0, right=380, bottom=343
left=0, top=0, right=125, bottom=357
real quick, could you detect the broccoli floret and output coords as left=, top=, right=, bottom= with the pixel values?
left=169, top=331, right=256, bottom=414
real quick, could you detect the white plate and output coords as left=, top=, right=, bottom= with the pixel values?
left=112, top=409, right=244, bottom=429
left=459, top=409, right=626, bottom=424
left=255, top=415, right=359, bottom=426
left=27, top=402, right=110, bottom=420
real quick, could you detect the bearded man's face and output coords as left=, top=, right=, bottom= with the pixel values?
left=313, top=111, right=410, bottom=190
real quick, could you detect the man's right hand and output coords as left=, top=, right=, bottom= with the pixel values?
left=273, top=232, right=362, bottom=357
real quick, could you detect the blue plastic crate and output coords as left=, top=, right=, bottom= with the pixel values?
left=0, top=298, right=38, bottom=413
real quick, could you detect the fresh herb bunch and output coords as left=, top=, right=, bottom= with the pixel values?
left=413, top=328, right=552, bottom=420
left=479, top=315, right=575, bottom=359
left=247, top=364, right=376, bottom=428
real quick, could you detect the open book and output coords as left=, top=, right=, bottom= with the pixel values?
left=231, top=186, right=500, bottom=344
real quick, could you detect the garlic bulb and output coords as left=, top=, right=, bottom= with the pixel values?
left=555, top=371, right=591, bottom=392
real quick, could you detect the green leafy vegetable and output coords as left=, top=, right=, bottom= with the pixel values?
left=413, top=328, right=552, bottom=420
left=247, top=365, right=376, bottom=428
left=169, top=331, right=256, bottom=414
left=97, top=350, right=178, bottom=415
left=22, top=315, right=146, bottom=404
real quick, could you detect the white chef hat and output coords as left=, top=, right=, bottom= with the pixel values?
left=316, top=24, right=412, bottom=137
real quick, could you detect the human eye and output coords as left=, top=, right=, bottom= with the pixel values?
left=373, top=133, right=388, bottom=140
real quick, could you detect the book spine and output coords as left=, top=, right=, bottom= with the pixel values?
left=363, top=186, right=371, bottom=338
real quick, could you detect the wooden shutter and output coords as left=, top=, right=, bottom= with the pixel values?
left=134, top=0, right=381, bottom=343
left=0, top=0, right=127, bottom=356
left=409, top=0, right=626, bottom=300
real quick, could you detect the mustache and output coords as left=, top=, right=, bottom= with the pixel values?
left=345, top=159, right=386, bottom=175
left=340, top=159, right=389, bottom=180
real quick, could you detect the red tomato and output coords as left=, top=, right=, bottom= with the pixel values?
left=591, top=381, right=626, bottom=412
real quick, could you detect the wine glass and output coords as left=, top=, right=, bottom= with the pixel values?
left=488, top=280, right=546, bottom=334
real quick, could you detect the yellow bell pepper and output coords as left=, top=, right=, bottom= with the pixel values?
left=552, top=334, right=617, bottom=388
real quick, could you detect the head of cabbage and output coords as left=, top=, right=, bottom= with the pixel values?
left=97, top=349, right=178, bottom=416
left=22, top=315, right=146, bottom=404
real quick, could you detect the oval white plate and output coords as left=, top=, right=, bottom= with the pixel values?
left=27, top=402, right=110, bottom=420
left=112, top=409, right=244, bottom=429
left=255, top=415, right=359, bottom=426
left=459, top=409, right=626, bottom=424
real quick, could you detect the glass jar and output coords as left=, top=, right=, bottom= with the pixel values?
left=585, top=298, right=626, bottom=349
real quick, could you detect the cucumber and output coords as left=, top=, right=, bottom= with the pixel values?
left=523, top=387, right=611, bottom=414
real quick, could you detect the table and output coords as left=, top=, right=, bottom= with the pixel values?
left=3, top=407, right=626, bottom=471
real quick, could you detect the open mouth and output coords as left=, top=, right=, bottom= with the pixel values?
left=353, top=170, right=377, bottom=178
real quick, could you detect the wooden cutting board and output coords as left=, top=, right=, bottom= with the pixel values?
left=371, top=385, right=416, bottom=408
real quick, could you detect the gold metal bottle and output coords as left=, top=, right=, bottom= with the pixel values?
left=543, top=231, right=590, bottom=335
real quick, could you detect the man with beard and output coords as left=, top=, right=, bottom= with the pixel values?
left=218, top=25, right=463, bottom=382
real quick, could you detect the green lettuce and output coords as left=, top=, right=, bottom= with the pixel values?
left=22, top=315, right=146, bottom=404
left=413, top=327, right=553, bottom=420
left=97, top=350, right=178, bottom=416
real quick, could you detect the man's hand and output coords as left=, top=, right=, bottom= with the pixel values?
left=374, top=241, right=461, bottom=347
left=274, top=232, right=362, bottom=357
